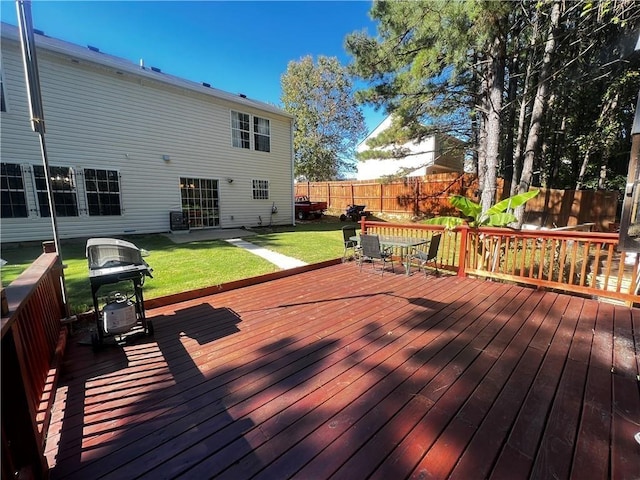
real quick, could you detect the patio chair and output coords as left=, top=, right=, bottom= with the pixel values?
left=409, top=233, right=441, bottom=275
left=359, top=234, right=394, bottom=275
left=342, top=225, right=360, bottom=262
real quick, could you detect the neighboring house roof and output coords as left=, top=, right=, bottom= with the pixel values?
left=0, top=22, right=293, bottom=119
left=356, top=114, right=464, bottom=180
left=356, top=114, right=394, bottom=150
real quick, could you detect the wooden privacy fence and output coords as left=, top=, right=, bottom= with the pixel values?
left=295, top=173, right=477, bottom=217
left=1, top=246, right=68, bottom=479
left=360, top=220, right=639, bottom=305
left=296, top=174, right=617, bottom=231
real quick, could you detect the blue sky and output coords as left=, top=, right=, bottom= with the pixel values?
left=1, top=0, right=387, bottom=134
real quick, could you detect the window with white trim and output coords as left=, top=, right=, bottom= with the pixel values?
left=84, top=168, right=122, bottom=216
left=0, top=73, right=6, bottom=113
left=231, top=111, right=270, bottom=152
left=33, top=165, right=78, bottom=217
left=252, top=179, right=269, bottom=200
left=254, top=116, right=270, bottom=152
left=231, top=111, right=250, bottom=149
left=1, top=163, right=28, bottom=218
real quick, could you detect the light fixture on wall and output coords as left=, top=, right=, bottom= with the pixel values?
left=226, top=177, right=234, bottom=184
left=162, top=154, right=171, bottom=162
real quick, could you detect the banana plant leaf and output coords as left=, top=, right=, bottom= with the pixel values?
left=485, top=212, right=518, bottom=226
left=486, top=190, right=539, bottom=216
left=449, top=195, right=482, bottom=219
left=424, top=216, right=466, bottom=228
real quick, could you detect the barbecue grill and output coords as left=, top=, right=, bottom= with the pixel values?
left=86, top=238, right=153, bottom=348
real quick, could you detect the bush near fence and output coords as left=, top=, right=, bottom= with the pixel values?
left=294, top=173, right=618, bottom=231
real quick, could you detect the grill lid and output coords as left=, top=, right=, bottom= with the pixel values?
left=86, top=238, right=147, bottom=271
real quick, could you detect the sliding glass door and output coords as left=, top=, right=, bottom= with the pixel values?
left=179, top=177, right=219, bottom=228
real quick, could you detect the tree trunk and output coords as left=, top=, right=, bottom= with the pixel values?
left=575, top=90, right=620, bottom=190
left=502, top=49, right=519, bottom=199
left=481, top=33, right=506, bottom=213
left=575, top=140, right=592, bottom=190
left=515, top=0, right=562, bottom=226
left=598, top=164, right=607, bottom=189
left=510, top=19, right=538, bottom=197
left=477, top=111, right=487, bottom=203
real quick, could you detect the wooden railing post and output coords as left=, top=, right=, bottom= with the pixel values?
left=457, top=225, right=469, bottom=277
left=360, top=216, right=368, bottom=234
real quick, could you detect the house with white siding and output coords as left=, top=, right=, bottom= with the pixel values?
left=356, top=115, right=464, bottom=181
left=0, top=22, right=294, bottom=244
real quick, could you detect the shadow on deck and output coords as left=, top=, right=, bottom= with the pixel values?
left=44, top=263, right=640, bottom=479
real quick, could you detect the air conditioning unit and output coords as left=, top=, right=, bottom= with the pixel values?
left=170, top=210, right=189, bottom=232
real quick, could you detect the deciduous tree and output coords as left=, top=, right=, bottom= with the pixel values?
left=280, top=55, right=366, bottom=181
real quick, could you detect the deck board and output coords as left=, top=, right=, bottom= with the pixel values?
left=44, top=263, right=640, bottom=479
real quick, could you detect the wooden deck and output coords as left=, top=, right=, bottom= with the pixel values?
left=44, top=263, right=640, bottom=479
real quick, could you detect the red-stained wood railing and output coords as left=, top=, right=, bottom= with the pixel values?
left=360, top=219, right=639, bottom=305
left=360, top=220, right=462, bottom=273
left=1, top=245, right=68, bottom=479
left=462, top=226, right=639, bottom=304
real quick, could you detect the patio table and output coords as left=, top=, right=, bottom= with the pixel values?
left=351, top=235, right=429, bottom=275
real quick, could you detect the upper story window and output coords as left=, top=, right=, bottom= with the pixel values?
left=231, top=111, right=270, bottom=152
left=231, top=111, right=250, bottom=149
left=254, top=116, right=270, bottom=152
left=84, top=168, right=122, bottom=216
left=33, top=165, right=78, bottom=217
left=252, top=179, right=269, bottom=200
left=0, top=75, right=5, bottom=113
left=0, top=163, right=28, bottom=218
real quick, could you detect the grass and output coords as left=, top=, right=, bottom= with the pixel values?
left=0, top=219, right=354, bottom=314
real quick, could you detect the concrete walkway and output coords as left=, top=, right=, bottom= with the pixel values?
left=163, top=228, right=307, bottom=270
left=224, top=238, right=308, bottom=270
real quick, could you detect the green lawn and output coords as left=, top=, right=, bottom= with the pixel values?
left=0, top=221, right=353, bottom=314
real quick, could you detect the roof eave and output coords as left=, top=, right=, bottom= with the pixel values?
left=0, top=22, right=293, bottom=119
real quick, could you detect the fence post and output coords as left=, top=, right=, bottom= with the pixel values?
left=457, top=225, right=469, bottom=277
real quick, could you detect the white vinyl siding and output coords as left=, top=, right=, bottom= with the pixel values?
left=0, top=28, right=294, bottom=243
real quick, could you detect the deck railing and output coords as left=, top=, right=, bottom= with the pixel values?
left=1, top=245, right=67, bottom=479
left=361, top=220, right=639, bottom=305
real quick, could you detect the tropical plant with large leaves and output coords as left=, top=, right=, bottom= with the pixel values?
left=426, top=189, right=539, bottom=228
